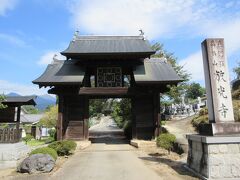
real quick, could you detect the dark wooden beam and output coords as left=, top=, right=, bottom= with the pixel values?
left=79, top=87, right=129, bottom=95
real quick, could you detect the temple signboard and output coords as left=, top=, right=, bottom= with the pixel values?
left=201, top=38, right=234, bottom=123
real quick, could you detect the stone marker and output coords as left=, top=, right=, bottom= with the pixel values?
left=186, top=38, right=240, bottom=180
left=202, top=38, right=234, bottom=122
left=200, top=38, right=240, bottom=135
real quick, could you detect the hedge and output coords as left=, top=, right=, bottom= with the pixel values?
left=48, top=140, right=77, bottom=156
left=156, top=133, right=176, bottom=154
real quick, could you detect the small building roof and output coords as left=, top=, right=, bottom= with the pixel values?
left=61, top=35, right=155, bottom=58
left=32, top=60, right=85, bottom=86
left=1, top=96, right=37, bottom=106
left=20, top=114, right=44, bottom=124
left=133, top=58, right=182, bottom=84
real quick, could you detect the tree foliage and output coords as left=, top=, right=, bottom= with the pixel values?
left=38, top=105, right=58, bottom=128
left=89, top=99, right=108, bottom=117
left=185, top=82, right=205, bottom=100
left=22, top=134, right=33, bottom=144
left=0, top=95, right=7, bottom=109
left=151, top=42, right=190, bottom=103
left=233, top=62, right=240, bottom=79
left=111, top=98, right=132, bottom=139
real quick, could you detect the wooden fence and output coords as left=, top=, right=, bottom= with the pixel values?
left=0, top=128, right=21, bottom=143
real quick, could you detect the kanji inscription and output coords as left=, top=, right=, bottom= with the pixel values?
left=201, top=39, right=234, bottom=123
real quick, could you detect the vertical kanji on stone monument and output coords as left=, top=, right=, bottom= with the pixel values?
left=201, top=38, right=234, bottom=123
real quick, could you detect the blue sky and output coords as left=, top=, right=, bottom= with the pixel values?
left=0, top=0, right=240, bottom=95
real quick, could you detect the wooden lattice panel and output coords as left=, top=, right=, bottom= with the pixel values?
left=97, top=67, right=122, bottom=87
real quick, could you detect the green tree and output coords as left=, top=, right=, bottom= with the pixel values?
left=38, top=105, right=58, bottom=128
left=233, top=62, right=240, bottom=79
left=89, top=99, right=108, bottom=117
left=0, top=95, right=7, bottom=109
left=151, top=42, right=190, bottom=103
left=185, top=82, right=205, bottom=100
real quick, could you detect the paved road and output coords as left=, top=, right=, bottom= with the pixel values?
left=50, top=116, right=161, bottom=180
left=50, top=142, right=161, bottom=180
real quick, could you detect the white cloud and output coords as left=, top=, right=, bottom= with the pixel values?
left=179, top=50, right=236, bottom=83
left=0, top=80, right=49, bottom=95
left=179, top=51, right=204, bottom=82
left=68, top=0, right=204, bottom=38
left=0, top=33, right=27, bottom=47
left=0, top=0, right=18, bottom=16
left=202, top=19, right=240, bottom=55
left=68, top=0, right=240, bottom=53
left=37, top=51, right=66, bottom=65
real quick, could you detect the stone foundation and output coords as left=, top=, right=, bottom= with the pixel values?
left=0, top=142, right=30, bottom=169
left=187, top=134, right=240, bottom=180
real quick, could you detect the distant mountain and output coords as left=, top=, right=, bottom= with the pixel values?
left=7, top=92, right=21, bottom=96
left=7, top=92, right=56, bottom=111
left=35, top=95, right=56, bottom=111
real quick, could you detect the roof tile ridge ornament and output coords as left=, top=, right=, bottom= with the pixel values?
left=51, top=54, right=63, bottom=64
left=72, top=30, right=79, bottom=42
left=139, top=29, right=145, bottom=40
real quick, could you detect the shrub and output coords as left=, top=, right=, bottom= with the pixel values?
left=22, top=134, right=33, bottom=144
left=30, top=147, right=58, bottom=160
left=156, top=133, right=176, bottom=154
left=48, top=128, right=56, bottom=139
left=191, top=115, right=208, bottom=131
left=233, top=100, right=240, bottom=122
left=48, top=140, right=77, bottom=156
left=199, top=108, right=208, bottom=116
left=232, top=89, right=240, bottom=99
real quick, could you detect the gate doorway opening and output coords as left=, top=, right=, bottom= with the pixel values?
left=88, top=98, right=132, bottom=144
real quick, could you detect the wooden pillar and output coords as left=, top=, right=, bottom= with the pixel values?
left=83, top=96, right=89, bottom=140
left=16, top=106, right=21, bottom=141
left=57, top=95, right=63, bottom=141
left=154, top=93, right=160, bottom=137
left=131, top=97, right=137, bottom=139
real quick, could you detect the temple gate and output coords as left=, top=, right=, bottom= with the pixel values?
left=33, top=33, right=181, bottom=140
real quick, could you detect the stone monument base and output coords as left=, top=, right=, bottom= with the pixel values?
left=186, top=134, right=240, bottom=180
left=0, top=142, right=30, bottom=169
left=199, top=122, right=240, bottom=136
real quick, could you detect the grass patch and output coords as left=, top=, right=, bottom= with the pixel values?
left=30, top=147, right=58, bottom=160
left=27, top=137, right=55, bottom=146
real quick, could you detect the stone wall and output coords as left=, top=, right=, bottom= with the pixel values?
left=0, top=142, right=30, bottom=169
left=187, top=135, right=240, bottom=180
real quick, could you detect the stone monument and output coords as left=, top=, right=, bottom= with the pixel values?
left=186, top=39, right=240, bottom=179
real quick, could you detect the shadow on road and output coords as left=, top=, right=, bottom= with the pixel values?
left=89, top=129, right=129, bottom=144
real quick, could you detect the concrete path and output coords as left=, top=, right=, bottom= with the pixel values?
left=50, top=142, right=161, bottom=180
left=50, top=116, right=161, bottom=180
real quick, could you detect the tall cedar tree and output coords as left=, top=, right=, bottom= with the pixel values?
left=151, top=42, right=190, bottom=103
